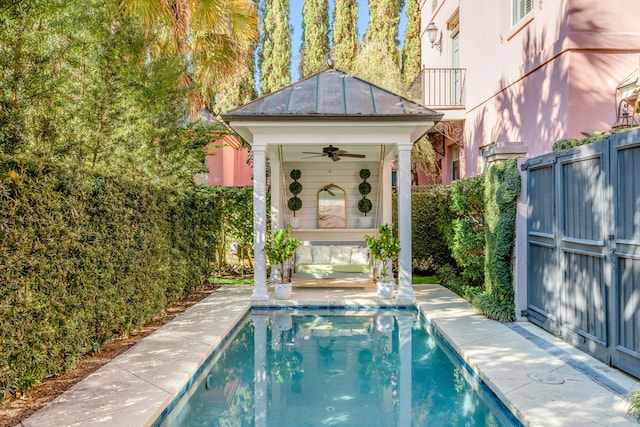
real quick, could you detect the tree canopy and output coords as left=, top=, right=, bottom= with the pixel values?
left=332, top=0, right=359, bottom=72
left=299, top=0, right=330, bottom=78
left=0, top=0, right=237, bottom=185
left=259, top=0, right=292, bottom=94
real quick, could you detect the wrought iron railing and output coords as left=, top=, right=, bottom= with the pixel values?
left=408, top=68, right=466, bottom=108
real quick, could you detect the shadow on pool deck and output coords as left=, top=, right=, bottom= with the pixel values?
left=19, top=284, right=640, bottom=427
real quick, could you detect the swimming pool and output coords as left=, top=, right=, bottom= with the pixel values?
left=155, top=308, right=521, bottom=427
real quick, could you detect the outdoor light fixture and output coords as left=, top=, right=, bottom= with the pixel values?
left=426, top=22, right=442, bottom=52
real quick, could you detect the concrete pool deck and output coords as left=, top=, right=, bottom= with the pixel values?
left=19, top=284, right=640, bottom=427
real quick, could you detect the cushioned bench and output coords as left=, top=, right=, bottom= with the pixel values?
left=294, top=243, right=371, bottom=279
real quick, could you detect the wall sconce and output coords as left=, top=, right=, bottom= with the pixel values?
left=426, top=22, right=442, bottom=52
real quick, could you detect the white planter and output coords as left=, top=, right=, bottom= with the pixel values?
left=275, top=282, right=292, bottom=299
left=376, top=314, right=396, bottom=332
left=377, top=281, right=394, bottom=298
left=358, top=216, right=374, bottom=229
left=275, top=314, right=293, bottom=331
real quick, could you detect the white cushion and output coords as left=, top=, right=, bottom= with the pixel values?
left=350, top=247, right=370, bottom=265
left=296, top=246, right=313, bottom=264
left=312, top=246, right=331, bottom=264
left=330, top=246, right=352, bottom=265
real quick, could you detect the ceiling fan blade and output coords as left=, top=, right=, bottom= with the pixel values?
left=340, top=153, right=366, bottom=158
left=302, top=152, right=325, bottom=155
left=330, top=155, right=340, bottom=162
left=302, top=154, right=325, bottom=159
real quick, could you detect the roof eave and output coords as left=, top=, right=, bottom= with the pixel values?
left=221, top=113, right=445, bottom=123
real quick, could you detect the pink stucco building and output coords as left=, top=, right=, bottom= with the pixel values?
left=415, top=0, right=640, bottom=184
left=205, top=135, right=253, bottom=187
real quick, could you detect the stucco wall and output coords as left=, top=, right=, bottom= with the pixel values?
left=420, top=0, right=640, bottom=179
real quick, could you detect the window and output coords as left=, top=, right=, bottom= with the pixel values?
left=512, top=0, right=533, bottom=25
left=452, top=160, right=460, bottom=181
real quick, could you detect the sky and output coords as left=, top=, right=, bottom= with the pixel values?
left=288, top=0, right=407, bottom=82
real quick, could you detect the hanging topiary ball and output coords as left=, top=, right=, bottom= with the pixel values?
left=359, top=169, right=371, bottom=180
left=359, top=181, right=371, bottom=195
left=358, top=198, right=372, bottom=214
left=290, top=169, right=302, bottom=180
left=289, top=181, right=303, bottom=194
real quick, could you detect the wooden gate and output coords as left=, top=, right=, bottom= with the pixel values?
left=523, top=128, right=640, bottom=378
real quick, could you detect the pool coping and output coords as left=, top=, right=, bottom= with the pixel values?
left=18, top=284, right=640, bottom=427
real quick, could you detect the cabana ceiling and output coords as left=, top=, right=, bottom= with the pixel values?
left=282, top=144, right=382, bottom=162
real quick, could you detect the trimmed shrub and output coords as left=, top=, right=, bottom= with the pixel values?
left=436, top=176, right=485, bottom=287
left=474, top=159, right=521, bottom=321
left=0, top=155, right=221, bottom=398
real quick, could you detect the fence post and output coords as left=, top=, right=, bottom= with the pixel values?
left=514, top=158, right=529, bottom=321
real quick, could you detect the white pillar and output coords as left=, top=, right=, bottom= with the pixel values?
left=396, top=144, right=414, bottom=301
left=382, top=158, right=393, bottom=226
left=269, top=156, right=281, bottom=283
left=270, top=154, right=281, bottom=229
left=253, top=314, right=268, bottom=427
left=252, top=146, right=269, bottom=300
left=396, top=314, right=413, bottom=427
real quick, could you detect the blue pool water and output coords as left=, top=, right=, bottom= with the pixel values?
left=157, top=308, right=520, bottom=427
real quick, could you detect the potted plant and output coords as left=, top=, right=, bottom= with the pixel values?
left=288, top=169, right=303, bottom=227
left=365, top=224, right=400, bottom=298
left=263, top=225, right=301, bottom=299
left=358, top=169, right=373, bottom=228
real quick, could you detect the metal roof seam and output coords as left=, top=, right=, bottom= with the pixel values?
left=369, top=83, right=377, bottom=114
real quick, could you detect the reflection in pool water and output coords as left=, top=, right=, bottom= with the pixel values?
left=158, top=309, right=518, bottom=427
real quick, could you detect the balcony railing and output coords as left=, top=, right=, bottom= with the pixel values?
left=408, top=68, right=466, bottom=109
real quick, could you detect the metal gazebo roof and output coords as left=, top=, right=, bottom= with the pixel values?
left=221, top=68, right=443, bottom=122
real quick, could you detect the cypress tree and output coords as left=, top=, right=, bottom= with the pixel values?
left=259, top=0, right=291, bottom=94
left=332, top=0, right=359, bottom=72
left=401, top=0, right=421, bottom=86
left=299, top=0, right=330, bottom=78
left=364, top=0, right=402, bottom=67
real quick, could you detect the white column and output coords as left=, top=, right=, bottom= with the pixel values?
left=382, top=158, right=393, bottom=226
left=396, top=144, right=414, bottom=301
left=269, top=156, right=281, bottom=283
left=396, top=314, right=413, bottom=427
left=253, top=314, right=268, bottom=427
left=252, top=146, right=269, bottom=300
left=270, top=154, right=281, bottom=229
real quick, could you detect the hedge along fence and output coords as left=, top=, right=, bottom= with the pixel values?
left=434, top=175, right=486, bottom=299
left=429, top=162, right=520, bottom=322
left=475, top=158, right=521, bottom=321
left=410, top=186, right=454, bottom=274
left=0, top=156, right=223, bottom=398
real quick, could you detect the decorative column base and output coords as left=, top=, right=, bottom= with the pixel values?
left=395, top=287, right=415, bottom=302
left=251, top=291, right=270, bottom=301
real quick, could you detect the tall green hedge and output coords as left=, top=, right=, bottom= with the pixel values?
left=411, top=186, right=454, bottom=274
left=475, top=159, right=521, bottom=321
left=436, top=176, right=485, bottom=294
left=0, top=156, right=224, bottom=398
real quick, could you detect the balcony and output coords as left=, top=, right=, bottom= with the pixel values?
left=408, top=68, right=466, bottom=110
